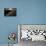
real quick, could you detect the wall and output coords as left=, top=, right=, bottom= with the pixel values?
left=0, top=0, right=46, bottom=44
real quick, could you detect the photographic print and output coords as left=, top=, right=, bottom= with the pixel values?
left=4, top=8, right=17, bottom=16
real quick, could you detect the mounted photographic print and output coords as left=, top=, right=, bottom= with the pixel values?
left=4, top=8, right=17, bottom=16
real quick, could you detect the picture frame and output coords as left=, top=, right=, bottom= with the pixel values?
left=4, top=8, right=17, bottom=16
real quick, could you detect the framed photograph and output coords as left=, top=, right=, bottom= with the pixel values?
left=4, top=8, right=17, bottom=16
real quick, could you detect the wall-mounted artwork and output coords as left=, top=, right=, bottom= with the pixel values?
left=4, top=8, right=17, bottom=16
